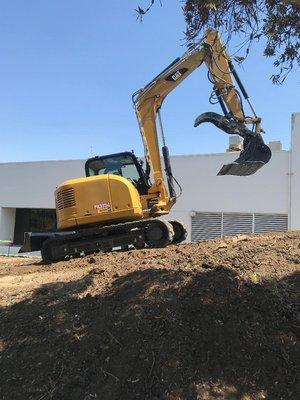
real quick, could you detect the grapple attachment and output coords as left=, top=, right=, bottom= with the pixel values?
left=194, top=112, right=272, bottom=176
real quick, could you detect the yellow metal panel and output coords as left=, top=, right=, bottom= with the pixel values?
left=135, top=49, right=206, bottom=186
left=56, top=175, right=143, bottom=229
left=108, top=175, right=141, bottom=213
left=205, top=29, right=245, bottom=120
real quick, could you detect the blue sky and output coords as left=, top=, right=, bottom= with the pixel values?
left=0, top=1, right=299, bottom=162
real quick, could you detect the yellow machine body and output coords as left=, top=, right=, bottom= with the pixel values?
left=19, top=29, right=271, bottom=262
left=56, top=174, right=143, bottom=229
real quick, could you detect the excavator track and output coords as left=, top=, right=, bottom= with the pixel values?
left=41, top=219, right=186, bottom=264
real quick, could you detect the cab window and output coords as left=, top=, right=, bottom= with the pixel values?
left=87, top=154, right=140, bottom=182
left=86, top=153, right=150, bottom=195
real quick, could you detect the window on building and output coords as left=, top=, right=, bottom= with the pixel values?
left=14, top=208, right=57, bottom=245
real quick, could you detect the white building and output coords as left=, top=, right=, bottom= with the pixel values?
left=0, top=112, right=299, bottom=253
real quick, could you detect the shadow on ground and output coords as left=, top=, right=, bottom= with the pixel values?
left=0, top=266, right=298, bottom=400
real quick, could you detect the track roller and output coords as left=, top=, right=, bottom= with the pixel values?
left=169, top=220, right=187, bottom=244
left=41, top=238, right=65, bottom=264
left=145, top=220, right=174, bottom=248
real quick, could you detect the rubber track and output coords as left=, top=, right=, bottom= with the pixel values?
left=41, top=219, right=176, bottom=263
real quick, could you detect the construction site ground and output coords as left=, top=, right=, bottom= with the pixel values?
left=0, top=231, right=299, bottom=400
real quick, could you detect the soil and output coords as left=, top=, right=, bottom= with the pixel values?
left=0, top=232, right=299, bottom=400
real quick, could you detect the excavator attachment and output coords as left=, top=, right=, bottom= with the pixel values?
left=194, top=112, right=272, bottom=176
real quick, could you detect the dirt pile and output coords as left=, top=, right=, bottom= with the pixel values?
left=0, top=232, right=299, bottom=400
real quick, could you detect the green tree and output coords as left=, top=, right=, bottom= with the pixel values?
left=136, top=0, right=300, bottom=83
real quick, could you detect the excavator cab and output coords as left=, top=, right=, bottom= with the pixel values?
left=85, top=152, right=150, bottom=194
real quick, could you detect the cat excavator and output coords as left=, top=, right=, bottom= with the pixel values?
left=20, top=29, right=271, bottom=263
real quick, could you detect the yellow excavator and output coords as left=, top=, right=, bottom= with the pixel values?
left=20, top=29, right=271, bottom=263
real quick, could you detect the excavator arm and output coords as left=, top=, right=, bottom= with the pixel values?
left=132, top=29, right=271, bottom=215
left=194, top=29, right=271, bottom=176
left=132, top=45, right=208, bottom=211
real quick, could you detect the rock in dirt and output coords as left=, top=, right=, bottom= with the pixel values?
left=231, top=234, right=250, bottom=243
left=216, top=241, right=228, bottom=250
left=89, top=267, right=104, bottom=275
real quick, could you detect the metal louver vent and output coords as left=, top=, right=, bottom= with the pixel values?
left=191, top=212, right=288, bottom=242
left=56, top=188, right=75, bottom=210
left=223, top=213, right=253, bottom=236
left=254, top=214, right=288, bottom=233
left=191, top=213, right=222, bottom=242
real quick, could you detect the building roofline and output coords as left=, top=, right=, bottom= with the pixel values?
left=0, top=149, right=290, bottom=166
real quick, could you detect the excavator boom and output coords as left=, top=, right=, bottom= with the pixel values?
left=133, top=29, right=271, bottom=187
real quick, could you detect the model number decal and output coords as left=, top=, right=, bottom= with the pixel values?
left=93, top=202, right=111, bottom=212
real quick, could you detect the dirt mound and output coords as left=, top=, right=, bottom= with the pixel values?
left=0, top=232, right=299, bottom=400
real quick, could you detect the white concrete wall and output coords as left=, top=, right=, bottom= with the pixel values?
left=0, top=208, right=16, bottom=242
left=0, top=152, right=290, bottom=213
left=172, top=150, right=289, bottom=214
left=290, top=113, right=300, bottom=230
left=164, top=150, right=290, bottom=241
left=0, top=159, right=85, bottom=209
